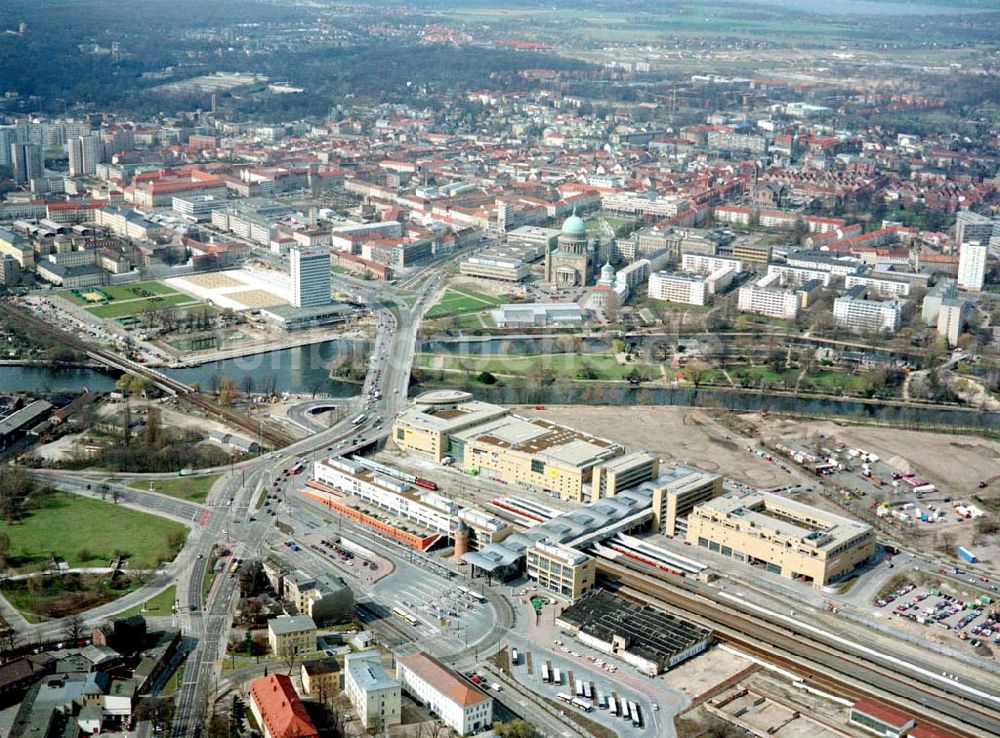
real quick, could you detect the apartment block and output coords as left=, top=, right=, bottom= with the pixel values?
left=737, top=273, right=799, bottom=320
left=833, top=286, right=901, bottom=333
left=648, top=271, right=708, bottom=306
left=344, top=651, right=401, bottom=731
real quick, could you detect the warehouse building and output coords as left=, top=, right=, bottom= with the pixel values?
left=686, top=491, right=875, bottom=588
left=557, top=590, right=712, bottom=676
left=0, top=400, right=53, bottom=450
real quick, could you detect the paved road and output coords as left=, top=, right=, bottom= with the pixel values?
left=166, top=261, right=449, bottom=737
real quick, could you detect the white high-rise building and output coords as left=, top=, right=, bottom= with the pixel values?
left=290, top=246, right=331, bottom=307
left=68, top=134, right=103, bottom=177
left=937, top=299, right=969, bottom=348
left=957, top=241, right=987, bottom=292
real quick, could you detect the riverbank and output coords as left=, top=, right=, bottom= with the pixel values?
left=415, top=382, right=1000, bottom=433
left=0, top=360, right=105, bottom=370
left=157, top=330, right=370, bottom=368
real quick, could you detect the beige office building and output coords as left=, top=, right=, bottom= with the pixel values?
left=457, top=415, right=622, bottom=501
left=391, top=392, right=510, bottom=461
left=526, top=542, right=596, bottom=601
left=589, top=451, right=660, bottom=502
left=650, top=467, right=724, bottom=536
left=686, top=492, right=875, bottom=588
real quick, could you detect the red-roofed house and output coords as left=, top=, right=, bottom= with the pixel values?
left=848, top=698, right=915, bottom=737
left=396, top=652, right=493, bottom=735
left=249, top=674, right=318, bottom=738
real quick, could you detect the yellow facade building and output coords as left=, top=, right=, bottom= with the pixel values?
left=686, top=491, right=875, bottom=588
left=650, top=467, right=724, bottom=536
left=526, top=542, right=596, bottom=601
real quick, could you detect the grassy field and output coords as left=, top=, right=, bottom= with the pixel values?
left=87, top=293, right=200, bottom=320
left=63, top=281, right=177, bottom=305
left=426, top=288, right=504, bottom=319
left=417, top=352, right=657, bottom=381
left=120, top=584, right=177, bottom=617
left=128, top=474, right=220, bottom=503
left=4, top=493, right=188, bottom=571
left=805, top=371, right=867, bottom=392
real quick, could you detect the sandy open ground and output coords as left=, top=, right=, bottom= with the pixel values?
left=166, top=267, right=291, bottom=311
left=753, top=414, right=1000, bottom=501
left=183, top=272, right=244, bottom=289
left=513, top=405, right=789, bottom=488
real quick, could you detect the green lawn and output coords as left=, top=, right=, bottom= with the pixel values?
left=62, top=281, right=177, bottom=305
left=426, top=288, right=504, bottom=319
left=732, top=366, right=784, bottom=384
left=128, top=474, right=220, bottom=503
left=87, top=293, right=200, bottom=320
left=202, top=565, right=217, bottom=600
left=451, top=312, right=496, bottom=330
left=4, top=493, right=188, bottom=571
left=806, top=371, right=867, bottom=391
left=120, top=584, right=177, bottom=617
left=417, top=352, right=656, bottom=381
left=160, top=663, right=185, bottom=696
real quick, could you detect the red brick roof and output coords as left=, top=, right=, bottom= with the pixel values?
left=851, top=698, right=914, bottom=729
left=908, top=724, right=961, bottom=738
left=250, top=674, right=318, bottom=738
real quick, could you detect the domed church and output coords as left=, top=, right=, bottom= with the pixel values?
left=544, top=208, right=596, bottom=288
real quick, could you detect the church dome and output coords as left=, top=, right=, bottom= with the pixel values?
left=600, top=261, right=616, bottom=282
left=561, top=209, right=587, bottom=237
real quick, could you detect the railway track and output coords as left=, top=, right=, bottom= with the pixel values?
left=598, top=559, right=999, bottom=738
left=0, top=300, right=294, bottom=448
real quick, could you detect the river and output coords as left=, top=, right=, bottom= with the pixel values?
left=0, top=340, right=366, bottom=397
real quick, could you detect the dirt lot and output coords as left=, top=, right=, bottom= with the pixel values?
left=514, top=406, right=789, bottom=488
left=753, top=415, right=1000, bottom=502
left=750, top=414, right=1000, bottom=566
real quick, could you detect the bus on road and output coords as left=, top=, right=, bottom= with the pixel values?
left=351, top=413, right=368, bottom=426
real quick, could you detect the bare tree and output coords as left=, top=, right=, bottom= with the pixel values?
left=64, top=612, right=85, bottom=644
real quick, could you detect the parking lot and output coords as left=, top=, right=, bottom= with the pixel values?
left=503, top=640, right=661, bottom=738
left=875, top=579, right=998, bottom=653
